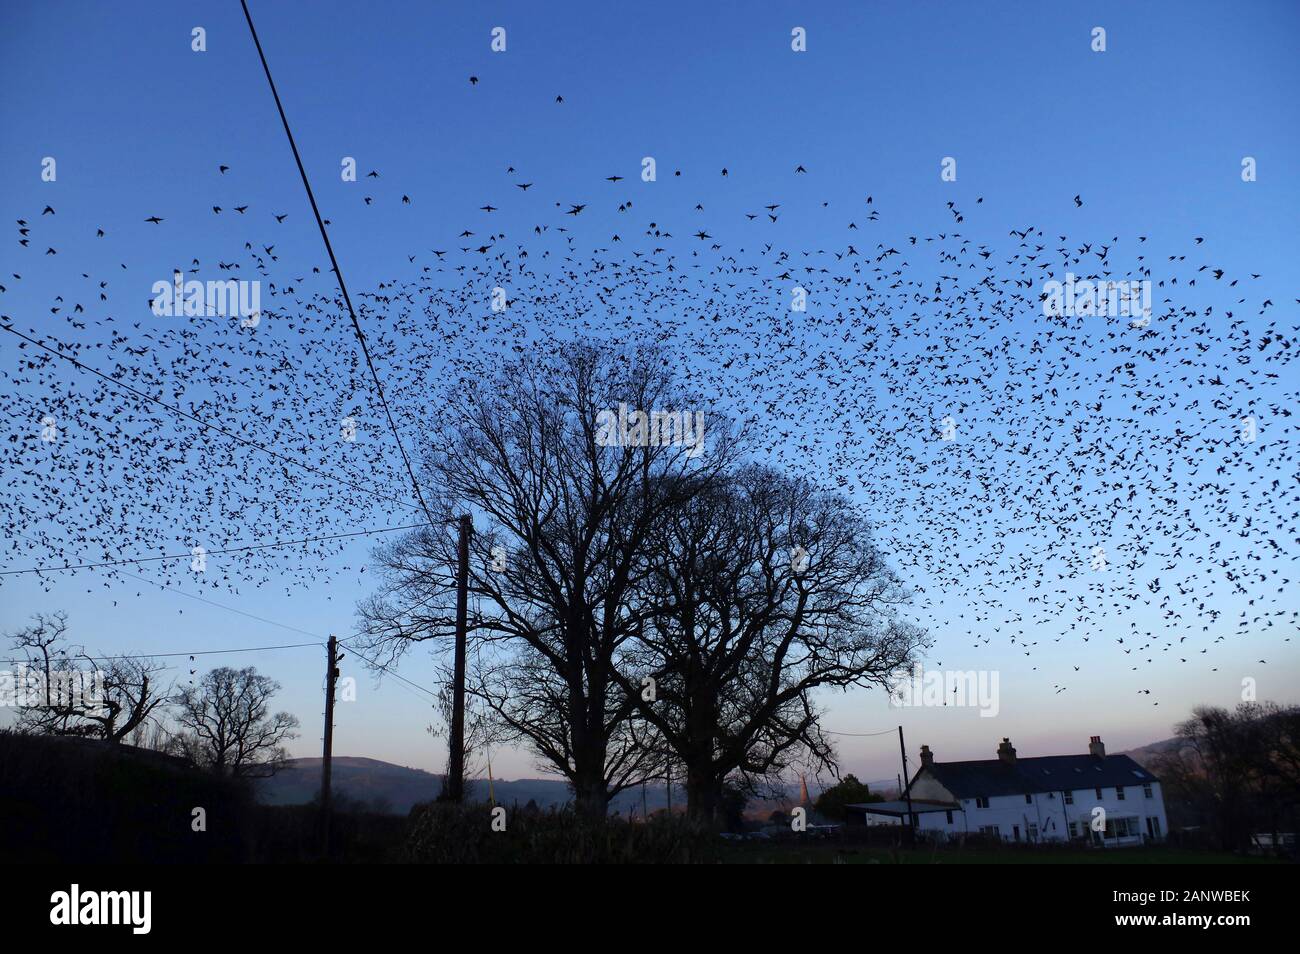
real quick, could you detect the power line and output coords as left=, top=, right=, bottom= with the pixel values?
left=0, top=640, right=322, bottom=666
left=1, top=622, right=440, bottom=703
left=1, top=522, right=428, bottom=577
left=822, top=727, right=898, bottom=738
left=6, top=526, right=443, bottom=702
left=10, top=529, right=329, bottom=640
left=335, top=633, right=440, bottom=702
left=115, top=566, right=325, bottom=638
left=239, top=0, right=438, bottom=530
left=2, top=620, right=440, bottom=702
left=9, top=529, right=441, bottom=700
left=0, top=321, right=424, bottom=516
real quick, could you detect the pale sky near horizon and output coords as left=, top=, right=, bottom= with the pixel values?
left=2, top=0, right=1297, bottom=791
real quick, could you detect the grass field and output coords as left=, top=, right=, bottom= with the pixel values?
left=718, top=842, right=1283, bottom=864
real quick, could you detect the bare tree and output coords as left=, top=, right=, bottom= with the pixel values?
left=124, top=716, right=177, bottom=754
left=358, top=342, right=740, bottom=816
left=172, top=666, right=299, bottom=778
left=619, top=466, right=927, bottom=821
left=7, top=612, right=168, bottom=743
left=1154, top=702, right=1300, bottom=851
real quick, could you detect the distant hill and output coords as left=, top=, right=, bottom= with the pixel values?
left=255, top=757, right=442, bottom=814
left=255, top=757, right=687, bottom=816
left=1119, top=737, right=1187, bottom=769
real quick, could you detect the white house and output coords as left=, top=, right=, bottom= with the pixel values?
left=849, top=736, right=1169, bottom=847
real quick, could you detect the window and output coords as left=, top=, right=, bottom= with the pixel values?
left=1028, top=823, right=1038, bottom=842
left=1147, top=817, right=1161, bottom=839
left=976, top=796, right=989, bottom=809
left=979, top=825, right=1000, bottom=838
left=1095, top=787, right=1103, bottom=799
left=1116, top=786, right=1125, bottom=801
left=1068, top=821, right=1079, bottom=838
left=1024, top=793, right=1033, bottom=804
left=1103, top=817, right=1139, bottom=839
left=946, top=811, right=954, bottom=824
left=1064, top=790, right=1074, bottom=805
left=1143, top=783, right=1153, bottom=798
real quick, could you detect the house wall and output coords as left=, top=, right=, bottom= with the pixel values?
left=914, top=780, right=1169, bottom=846
left=909, top=774, right=956, bottom=803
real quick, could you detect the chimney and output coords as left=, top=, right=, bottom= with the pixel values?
left=1088, top=736, right=1106, bottom=759
left=919, top=745, right=934, bottom=769
left=997, top=737, right=1016, bottom=766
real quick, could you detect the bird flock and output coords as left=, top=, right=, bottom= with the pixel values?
left=3, top=150, right=1295, bottom=710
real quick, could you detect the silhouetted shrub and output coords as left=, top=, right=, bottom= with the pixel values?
left=403, top=801, right=719, bottom=863
left=0, top=731, right=252, bottom=862
left=250, top=803, right=407, bottom=863
left=0, top=732, right=414, bottom=863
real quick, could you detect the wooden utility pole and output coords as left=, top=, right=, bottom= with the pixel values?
left=445, top=514, right=472, bottom=802
left=898, top=724, right=915, bottom=846
left=321, top=634, right=339, bottom=855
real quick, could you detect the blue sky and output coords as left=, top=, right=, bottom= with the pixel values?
left=2, top=0, right=1297, bottom=788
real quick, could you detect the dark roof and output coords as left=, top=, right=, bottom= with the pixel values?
left=919, top=754, right=1158, bottom=799
left=845, top=799, right=958, bottom=817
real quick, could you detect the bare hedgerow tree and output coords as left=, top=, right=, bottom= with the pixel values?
left=616, top=465, right=927, bottom=822
left=171, top=666, right=299, bottom=778
left=7, top=612, right=169, bottom=743
left=1152, top=702, right=1300, bottom=851
left=357, top=342, right=742, bottom=816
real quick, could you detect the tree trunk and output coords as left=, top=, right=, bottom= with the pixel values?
left=682, top=682, right=723, bottom=824
left=567, top=659, right=610, bottom=819
left=572, top=766, right=609, bottom=818
left=685, top=763, right=723, bottom=826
